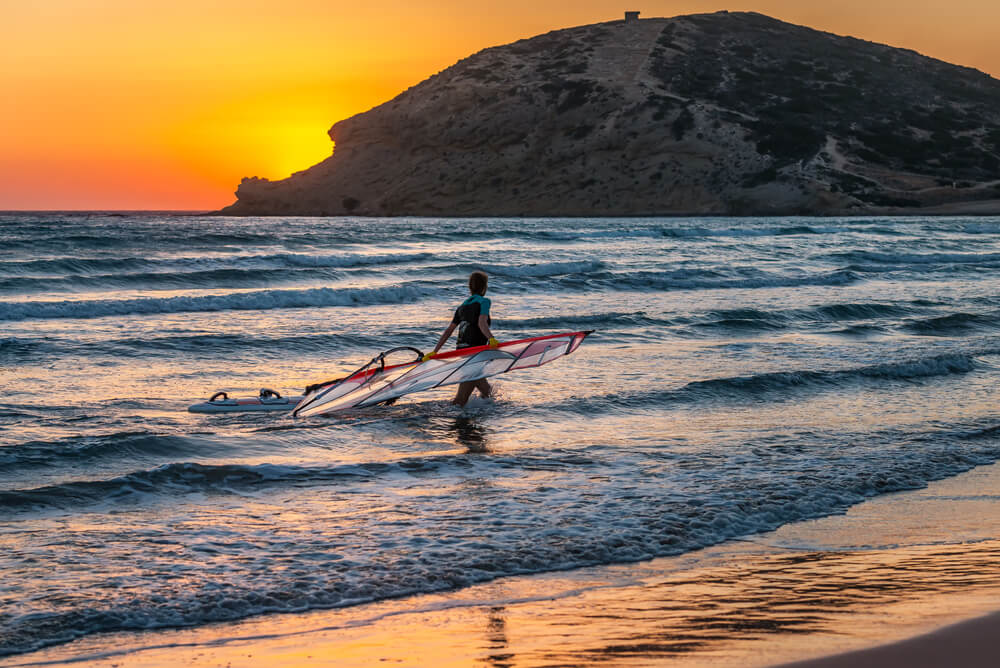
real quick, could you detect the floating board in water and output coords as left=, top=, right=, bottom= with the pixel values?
left=188, top=389, right=302, bottom=414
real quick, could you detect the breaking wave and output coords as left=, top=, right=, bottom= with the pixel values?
left=0, top=284, right=436, bottom=321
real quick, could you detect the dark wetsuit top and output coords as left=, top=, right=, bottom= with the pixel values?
left=452, top=294, right=491, bottom=348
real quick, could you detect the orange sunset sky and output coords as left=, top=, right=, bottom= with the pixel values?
left=2, top=0, right=999, bottom=211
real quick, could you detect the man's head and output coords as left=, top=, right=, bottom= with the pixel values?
left=469, top=271, right=488, bottom=296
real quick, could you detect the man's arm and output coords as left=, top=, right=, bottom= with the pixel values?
left=477, top=314, right=494, bottom=341
left=431, top=323, right=457, bottom=355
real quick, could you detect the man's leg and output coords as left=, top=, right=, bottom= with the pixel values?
left=453, top=381, right=476, bottom=406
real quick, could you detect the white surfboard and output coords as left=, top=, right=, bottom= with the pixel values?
left=188, top=389, right=302, bottom=413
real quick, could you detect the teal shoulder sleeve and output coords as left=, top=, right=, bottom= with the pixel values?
left=478, top=296, right=491, bottom=316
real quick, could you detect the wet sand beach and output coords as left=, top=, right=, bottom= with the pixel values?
left=776, top=611, right=1000, bottom=668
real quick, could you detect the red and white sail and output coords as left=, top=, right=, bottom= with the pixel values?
left=293, top=331, right=592, bottom=417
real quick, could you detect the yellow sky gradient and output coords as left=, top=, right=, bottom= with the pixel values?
left=2, top=0, right=999, bottom=210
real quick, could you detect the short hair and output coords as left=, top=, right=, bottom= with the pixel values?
left=469, top=271, right=488, bottom=295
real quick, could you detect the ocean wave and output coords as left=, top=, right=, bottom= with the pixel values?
left=584, top=268, right=859, bottom=292
left=4, top=425, right=1000, bottom=658
left=516, top=224, right=840, bottom=241
left=0, top=251, right=433, bottom=277
left=828, top=250, right=1000, bottom=265
left=929, top=221, right=1000, bottom=235
left=901, top=313, right=1000, bottom=336
left=0, top=226, right=398, bottom=253
left=276, top=252, right=434, bottom=268
left=446, top=265, right=857, bottom=295
left=828, top=324, right=889, bottom=336
left=0, top=403, right=49, bottom=422
left=405, top=224, right=840, bottom=243
left=959, top=423, right=1000, bottom=440
left=559, top=353, right=982, bottom=413
left=0, top=252, right=437, bottom=295
left=0, top=432, right=215, bottom=470
left=552, top=228, right=668, bottom=240
left=0, top=452, right=593, bottom=514
left=0, top=284, right=435, bottom=322
left=476, top=260, right=605, bottom=277
left=713, top=302, right=917, bottom=323
left=685, top=302, right=924, bottom=334
left=405, top=227, right=663, bottom=242
left=0, top=461, right=375, bottom=513
left=502, top=310, right=672, bottom=331
left=23, top=330, right=404, bottom=362
left=1, top=230, right=345, bottom=252
left=0, top=268, right=325, bottom=294
left=807, top=302, right=918, bottom=320
left=683, top=354, right=978, bottom=394
left=692, top=315, right=789, bottom=332
left=0, top=336, right=55, bottom=358
left=659, top=224, right=837, bottom=238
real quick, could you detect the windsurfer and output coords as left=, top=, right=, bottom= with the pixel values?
left=424, top=270, right=499, bottom=406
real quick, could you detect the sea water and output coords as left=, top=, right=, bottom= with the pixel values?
left=1, top=214, right=999, bottom=658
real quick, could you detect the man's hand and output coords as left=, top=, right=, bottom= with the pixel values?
left=421, top=351, right=437, bottom=362
left=488, top=337, right=499, bottom=349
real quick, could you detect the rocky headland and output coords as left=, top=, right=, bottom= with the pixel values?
left=219, top=11, right=1000, bottom=216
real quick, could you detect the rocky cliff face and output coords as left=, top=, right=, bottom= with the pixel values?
left=220, top=11, right=1000, bottom=216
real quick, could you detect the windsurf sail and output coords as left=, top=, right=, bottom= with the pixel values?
left=293, top=331, right=592, bottom=417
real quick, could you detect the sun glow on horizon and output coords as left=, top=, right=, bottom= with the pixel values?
left=3, top=0, right=1000, bottom=210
